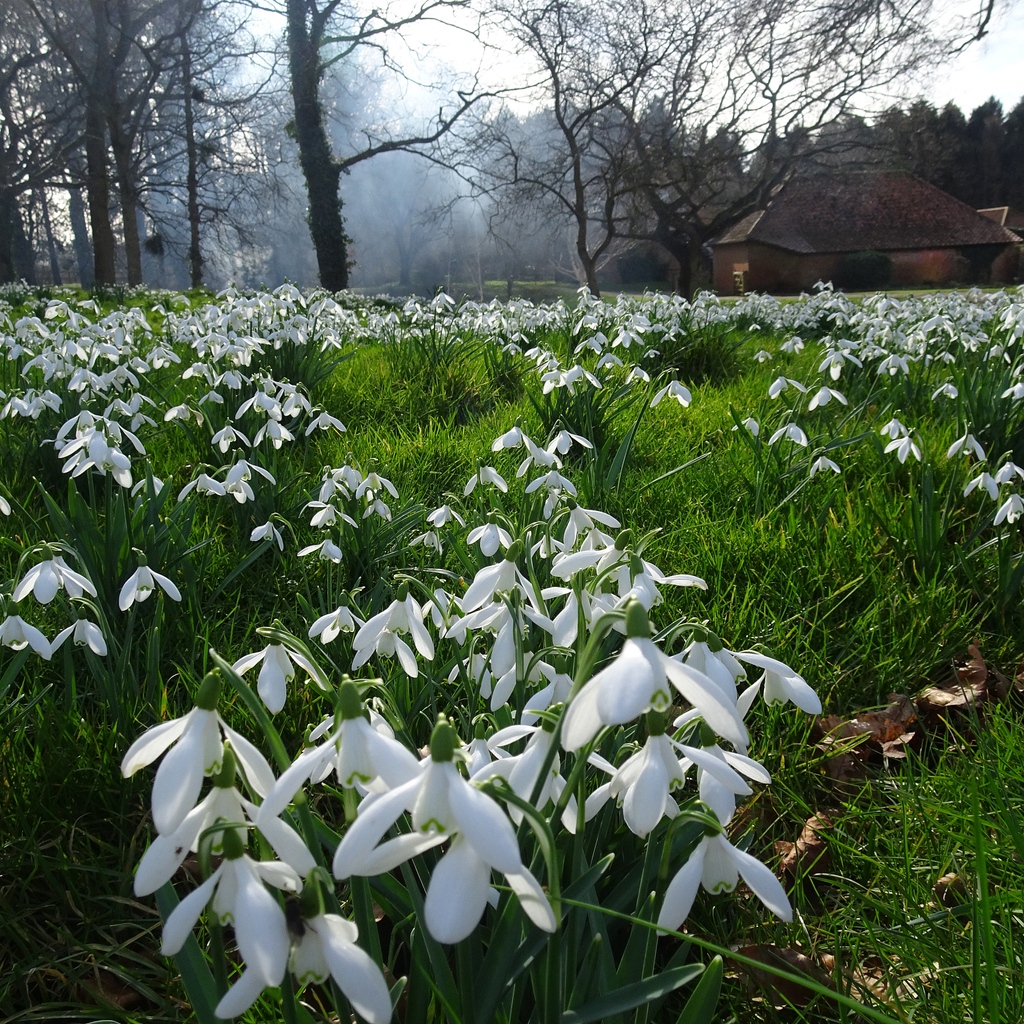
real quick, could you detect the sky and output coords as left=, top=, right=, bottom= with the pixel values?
left=924, top=2, right=1024, bottom=112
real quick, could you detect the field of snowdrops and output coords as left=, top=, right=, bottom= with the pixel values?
left=2, top=280, right=1024, bottom=1024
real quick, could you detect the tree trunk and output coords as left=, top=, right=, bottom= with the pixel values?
left=10, top=193, right=37, bottom=283
left=68, top=185, right=94, bottom=286
left=38, top=189, right=63, bottom=285
left=84, top=90, right=117, bottom=285
left=0, top=188, right=17, bottom=284
left=182, top=34, right=203, bottom=288
left=109, top=111, right=143, bottom=286
left=287, top=0, right=348, bottom=291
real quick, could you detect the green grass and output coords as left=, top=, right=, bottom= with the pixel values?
left=2, top=283, right=1023, bottom=1023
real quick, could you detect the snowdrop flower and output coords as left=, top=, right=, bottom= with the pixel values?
left=233, top=642, right=325, bottom=714
left=51, top=616, right=107, bottom=656
left=460, top=542, right=535, bottom=613
left=297, top=537, right=344, bottom=562
left=0, top=495, right=9, bottom=515
left=965, top=470, right=999, bottom=500
left=884, top=435, right=921, bottom=464
left=13, top=554, right=96, bottom=604
left=807, top=386, right=848, bottom=411
left=657, top=818, right=791, bottom=932
left=475, top=720, right=579, bottom=833
left=259, top=683, right=421, bottom=822
left=0, top=614, right=52, bottom=658
left=879, top=416, right=908, bottom=440
left=121, top=672, right=274, bottom=835
left=994, top=461, right=1024, bottom=486
left=464, top=465, right=508, bottom=496
left=304, top=410, right=347, bottom=435
left=932, top=383, right=959, bottom=400
left=287, top=886, right=392, bottom=1024
left=560, top=500, right=620, bottom=551
left=134, top=744, right=313, bottom=898
left=467, top=521, right=513, bottom=557
left=159, top=826, right=300, bottom=1018
left=119, top=558, right=182, bottom=610
left=427, top=504, right=465, bottom=529
left=177, top=473, right=226, bottom=501
left=767, top=376, right=806, bottom=399
left=251, top=520, right=284, bottom=550
left=562, top=602, right=747, bottom=751
left=767, top=423, right=809, bottom=447
left=333, top=717, right=556, bottom=944
left=733, top=650, right=821, bottom=714
left=731, top=417, right=760, bottom=437
left=548, top=428, right=593, bottom=454
left=211, top=424, right=251, bottom=453
left=1001, top=382, right=1024, bottom=400
left=809, top=455, right=841, bottom=476
left=351, top=584, right=434, bottom=678
left=651, top=380, right=692, bottom=408
left=994, top=492, right=1024, bottom=525
left=947, top=433, right=986, bottom=461
left=754, top=350, right=773, bottom=363
left=308, top=601, right=363, bottom=644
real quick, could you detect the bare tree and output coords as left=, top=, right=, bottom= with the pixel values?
left=280, top=0, right=486, bottom=290
left=480, top=0, right=1002, bottom=296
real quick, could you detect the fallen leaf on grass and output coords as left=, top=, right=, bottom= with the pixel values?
left=734, top=944, right=835, bottom=1008
left=933, top=872, right=968, bottom=908
left=76, top=967, right=152, bottom=1011
left=812, top=694, right=918, bottom=782
left=775, top=811, right=835, bottom=879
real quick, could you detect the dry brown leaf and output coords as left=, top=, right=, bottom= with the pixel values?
left=934, top=872, right=968, bottom=908
left=812, top=694, right=918, bottom=781
left=76, top=968, right=151, bottom=1010
left=735, top=945, right=835, bottom=1008
left=777, top=812, right=835, bottom=878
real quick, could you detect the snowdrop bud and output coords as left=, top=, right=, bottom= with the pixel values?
left=221, top=823, right=246, bottom=859
left=212, top=745, right=237, bottom=787
left=705, top=630, right=723, bottom=653
left=337, top=680, right=363, bottom=720
left=505, top=540, right=523, bottom=562
left=624, top=598, right=651, bottom=639
left=300, top=871, right=327, bottom=919
left=429, top=716, right=459, bottom=762
left=615, top=529, right=632, bottom=551
left=196, top=671, right=222, bottom=711
left=396, top=581, right=410, bottom=602
left=645, top=710, right=669, bottom=736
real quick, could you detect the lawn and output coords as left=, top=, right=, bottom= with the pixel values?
left=2, top=280, right=1023, bottom=1024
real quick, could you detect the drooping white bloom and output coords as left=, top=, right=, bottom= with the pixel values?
left=733, top=650, right=821, bottom=714
left=947, top=433, right=986, bottom=461
left=258, top=683, right=421, bottom=820
left=883, top=435, right=921, bottom=464
left=121, top=673, right=275, bottom=835
left=287, top=912, right=392, bottom=1024
left=807, top=386, right=848, bottom=411
left=768, top=376, right=807, bottom=400
left=0, top=614, right=52, bottom=658
left=768, top=423, right=809, bottom=447
left=251, top=520, right=285, bottom=550
left=561, top=608, right=747, bottom=752
left=657, top=826, right=791, bottom=932
left=118, top=561, right=182, bottom=610
left=232, top=643, right=325, bottom=714
left=651, top=380, right=692, bottom=408
left=351, top=587, right=434, bottom=678
left=994, top=492, right=1024, bottom=525
left=809, top=455, right=841, bottom=476
left=467, top=522, right=513, bottom=557
left=333, top=719, right=556, bottom=944
left=13, top=555, right=96, bottom=604
left=475, top=722, right=579, bottom=833
left=464, top=465, right=508, bottom=495
left=964, top=469, right=1000, bottom=500
left=51, top=616, right=107, bottom=656
left=308, top=603, right=363, bottom=644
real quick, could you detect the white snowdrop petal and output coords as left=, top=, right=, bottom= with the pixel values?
left=424, top=839, right=492, bottom=944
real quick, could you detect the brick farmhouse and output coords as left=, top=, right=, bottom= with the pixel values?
left=712, top=172, right=1021, bottom=295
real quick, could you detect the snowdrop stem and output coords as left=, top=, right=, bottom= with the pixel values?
left=351, top=875, right=384, bottom=964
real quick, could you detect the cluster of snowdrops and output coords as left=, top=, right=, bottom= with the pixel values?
left=2, top=279, right=1024, bottom=1020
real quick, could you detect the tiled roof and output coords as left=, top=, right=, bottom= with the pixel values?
left=714, top=173, right=1018, bottom=253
